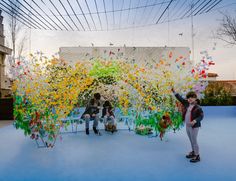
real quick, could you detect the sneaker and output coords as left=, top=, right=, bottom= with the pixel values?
left=86, top=128, right=89, bottom=135
left=93, top=127, right=99, bottom=134
left=105, top=125, right=108, bottom=131
left=190, top=155, right=200, bottom=163
left=186, top=151, right=195, bottom=159
left=112, top=125, right=117, bottom=132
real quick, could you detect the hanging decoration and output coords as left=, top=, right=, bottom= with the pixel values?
left=12, top=49, right=214, bottom=147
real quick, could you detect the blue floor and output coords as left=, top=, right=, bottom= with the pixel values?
left=0, top=106, right=236, bottom=181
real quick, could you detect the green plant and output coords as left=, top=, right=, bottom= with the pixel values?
left=201, top=82, right=233, bottom=105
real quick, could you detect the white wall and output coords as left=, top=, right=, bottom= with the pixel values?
left=59, top=47, right=191, bottom=67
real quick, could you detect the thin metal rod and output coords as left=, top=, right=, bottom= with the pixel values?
left=170, top=0, right=187, bottom=19
left=161, top=0, right=178, bottom=22
left=94, top=0, right=102, bottom=30
left=49, top=0, right=74, bottom=30
left=41, top=0, right=69, bottom=31
left=133, top=0, right=140, bottom=24
left=112, top=0, right=115, bottom=25
left=127, top=0, right=132, bottom=24
left=193, top=0, right=214, bottom=16
left=59, top=0, right=80, bottom=31
left=85, top=0, right=97, bottom=30
left=156, top=0, right=174, bottom=24
left=21, top=0, right=56, bottom=30
left=38, top=1, right=174, bottom=18
left=180, top=0, right=201, bottom=19
left=76, top=0, right=91, bottom=31
left=67, top=0, right=85, bottom=31
left=119, top=0, right=124, bottom=28
left=152, top=0, right=165, bottom=22
left=0, top=6, right=31, bottom=28
left=31, top=0, right=62, bottom=30
left=103, top=0, right=108, bottom=30
left=196, top=0, right=219, bottom=15
left=202, top=0, right=222, bottom=13
left=13, top=0, right=49, bottom=30
left=0, top=0, right=41, bottom=29
left=139, top=0, right=149, bottom=25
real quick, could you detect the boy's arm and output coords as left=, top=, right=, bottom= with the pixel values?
left=171, top=88, right=188, bottom=106
left=173, top=93, right=189, bottom=106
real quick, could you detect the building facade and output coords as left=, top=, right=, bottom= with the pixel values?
left=0, top=10, right=12, bottom=98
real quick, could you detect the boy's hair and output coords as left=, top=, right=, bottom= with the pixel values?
left=196, top=99, right=201, bottom=105
left=94, top=93, right=101, bottom=100
left=186, top=91, right=197, bottom=99
left=103, top=100, right=111, bottom=107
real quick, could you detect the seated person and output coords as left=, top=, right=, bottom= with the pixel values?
left=102, top=101, right=117, bottom=133
left=81, top=93, right=101, bottom=135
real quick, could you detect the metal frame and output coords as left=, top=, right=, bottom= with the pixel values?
left=0, top=0, right=224, bottom=31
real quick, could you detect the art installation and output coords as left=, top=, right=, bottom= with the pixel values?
left=12, top=48, right=214, bottom=147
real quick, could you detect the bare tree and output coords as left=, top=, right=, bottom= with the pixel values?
left=17, top=35, right=27, bottom=58
left=217, top=12, right=236, bottom=45
left=6, top=0, right=27, bottom=77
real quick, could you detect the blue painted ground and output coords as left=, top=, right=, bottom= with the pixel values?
left=0, top=106, right=235, bottom=181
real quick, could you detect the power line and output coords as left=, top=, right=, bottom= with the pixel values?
left=26, top=1, right=176, bottom=18
left=143, top=0, right=157, bottom=24
left=170, top=0, right=187, bottom=19
left=156, top=0, right=174, bottom=24
left=179, top=0, right=202, bottom=19
left=31, top=0, right=62, bottom=30
left=21, top=0, right=57, bottom=30
left=48, top=0, right=74, bottom=30
left=99, top=1, right=176, bottom=16
left=210, top=1, right=236, bottom=12
left=66, top=0, right=85, bottom=31
left=0, top=0, right=42, bottom=29
left=112, top=0, right=115, bottom=25
left=133, top=0, right=140, bottom=24
left=1, top=0, right=226, bottom=32
left=76, top=0, right=91, bottom=31
left=94, top=0, right=103, bottom=30
left=59, top=0, right=80, bottom=31
left=0, top=5, right=32, bottom=28
left=193, top=0, right=215, bottom=16
left=152, top=0, right=165, bottom=22
left=196, top=0, right=219, bottom=15
left=103, top=0, right=108, bottom=30
left=14, top=0, right=51, bottom=30
left=40, top=0, right=69, bottom=31
left=118, top=0, right=124, bottom=28
left=161, top=0, right=179, bottom=23
left=99, top=0, right=227, bottom=31
left=203, top=0, right=223, bottom=13
left=187, top=0, right=214, bottom=17
left=138, top=0, right=149, bottom=25
left=127, top=0, right=132, bottom=24
left=85, top=0, right=97, bottom=30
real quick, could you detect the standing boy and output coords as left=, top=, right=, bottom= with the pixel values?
left=172, top=89, right=204, bottom=163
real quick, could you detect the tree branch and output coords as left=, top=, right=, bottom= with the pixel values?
left=217, top=12, right=236, bottom=45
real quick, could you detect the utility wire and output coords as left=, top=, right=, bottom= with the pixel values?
left=76, top=0, right=91, bottom=31
left=67, top=0, right=85, bottom=31
left=48, top=0, right=74, bottom=30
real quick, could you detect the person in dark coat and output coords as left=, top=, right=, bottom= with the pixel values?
left=172, top=88, right=204, bottom=163
left=81, top=93, right=101, bottom=135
